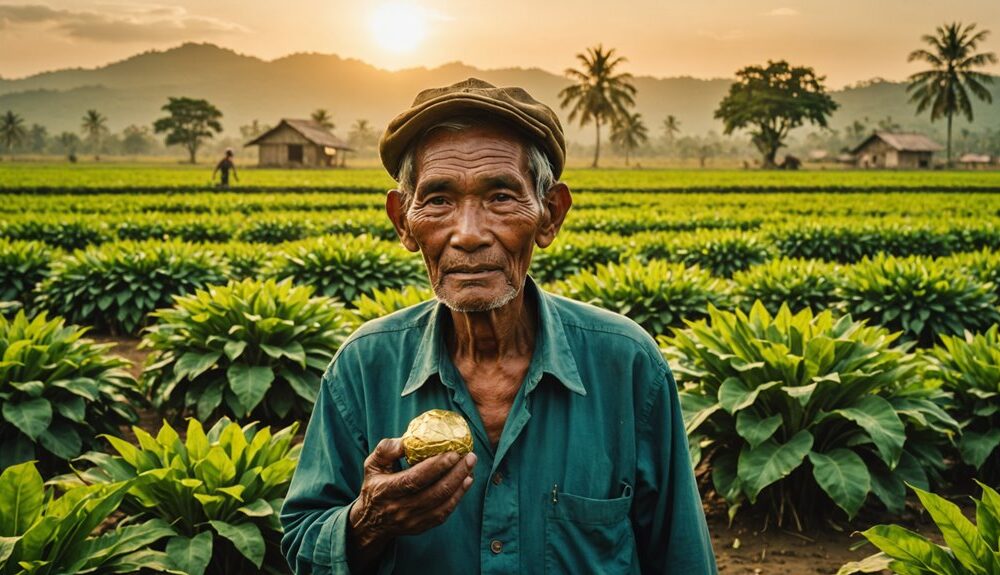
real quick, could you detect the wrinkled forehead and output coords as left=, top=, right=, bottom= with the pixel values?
left=412, top=119, right=533, bottom=179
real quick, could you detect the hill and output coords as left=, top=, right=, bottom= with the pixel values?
left=1, top=42, right=997, bottom=145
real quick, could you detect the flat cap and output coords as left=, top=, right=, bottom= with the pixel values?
left=379, top=77, right=566, bottom=181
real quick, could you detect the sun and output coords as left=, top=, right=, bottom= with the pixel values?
left=370, top=3, right=428, bottom=54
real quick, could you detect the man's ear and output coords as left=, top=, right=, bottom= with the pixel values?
left=386, top=189, right=420, bottom=252
left=535, top=182, right=572, bottom=249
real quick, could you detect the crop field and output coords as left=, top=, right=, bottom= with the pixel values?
left=3, top=166, right=1000, bottom=574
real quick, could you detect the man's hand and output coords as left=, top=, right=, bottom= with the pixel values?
left=346, top=437, right=476, bottom=571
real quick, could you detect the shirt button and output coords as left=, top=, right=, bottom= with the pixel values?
left=490, top=539, right=503, bottom=554
left=491, top=472, right=503, bottom=486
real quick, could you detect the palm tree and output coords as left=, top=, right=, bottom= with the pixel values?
left=0, top=111, right=27, bottom=160
left=907, top=22, right=997, bottom=167
left=80, top=109, right=108, bottom=161
left=611, top=112, right=649, bottom=166
left=662, top=115, right=681, bottom=143
left=348, top=118, right=377, bottom=151
left=559, top=45, right=637, bottom=168
left=311, top=109, right=335, bottom=131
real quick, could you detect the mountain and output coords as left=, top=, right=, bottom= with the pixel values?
left=1, top=42, right=997, bottom=145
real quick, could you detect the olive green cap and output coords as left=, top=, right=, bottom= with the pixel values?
left=378, top=77, right=566, bottom=181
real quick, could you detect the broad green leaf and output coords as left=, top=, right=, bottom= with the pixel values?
left=223, top=340, right=248, bottom=361
left=834, top=553, right=892, bottom=575
left=735, top=411, right=782, bottom=449
left=830, top=396, right=905, bottom=469
left=860, top=524, right=960, bottom=574
left=227, top=364, right=274, bottom=416
left=209, top=520, right=264, bottom=568
left=960, top=429, right=1000, bottom=470
left=166, top=531, right=213, bottom=575
left=718, top=377, right=781, bottom=414
left=711, top=452, right=741, bottom=504
left=808, top=449, right=870, bottom=519
left=38, top=420, right=82, bottom=460
left=0, top=461, right=43, bottom=537
left=738, top=430, right=813, bottom=503
left=2, top=397, right=52, bottom=441
left=237, top=499, right=273, bottom=518
left=186, top=418, right=210, bottom=460
left=175, top=351, right=222, bottom=381
left=0, top=536, right=17, bottom=565
left=912, top=485, right=999, bottom=574
left=869, top=461, right=906, bottom=515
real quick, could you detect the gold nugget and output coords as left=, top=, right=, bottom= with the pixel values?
left=401, top=409, right=473, bottom=466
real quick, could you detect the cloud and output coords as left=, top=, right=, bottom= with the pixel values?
left=766, top=7, right=800, bottom=16
left=0, top=2, right=249, bottom=42
left=697, top=29, right=746, bottom=42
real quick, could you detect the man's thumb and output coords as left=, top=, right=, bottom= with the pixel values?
left=367, top=437, right=404, bottom=472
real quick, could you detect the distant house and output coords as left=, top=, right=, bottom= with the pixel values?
left=851, top=132, right=942, bottom=169
left=245, top=119, right=354, bottom=168
left=959, top=153, right=993, bottom=169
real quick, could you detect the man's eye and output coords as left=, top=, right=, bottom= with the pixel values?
left=428, top=196, right=447, bottom=206
left=494, top=193, right=512, bottom=202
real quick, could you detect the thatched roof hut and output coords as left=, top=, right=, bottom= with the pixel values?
left=245, top=119, right=354, bottom=168
left=850, top=132, right=942, bottom=169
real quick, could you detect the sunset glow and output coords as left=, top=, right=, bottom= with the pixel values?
left=370, top=3, right=428, bottom=54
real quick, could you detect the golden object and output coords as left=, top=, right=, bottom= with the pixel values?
left=402, top=409, right=474, bottom=466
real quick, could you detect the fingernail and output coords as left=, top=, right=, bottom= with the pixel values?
left=465, top=453, right=477, bottom=469
left=463, top=476, right=473, bottom=489
left=446, top=452, right=460, bottom=465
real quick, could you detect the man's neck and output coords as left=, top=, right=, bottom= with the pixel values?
left=445, top=287, right=537, bottom=365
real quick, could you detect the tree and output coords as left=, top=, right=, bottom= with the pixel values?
left=844, top=118, right=869, bottom=143
left=559, top=44, right=637, bottom=168
left=55, top=132, right=81, bottom=161
left=311, top=109, right=335, bottom=131
left=662, top=115, right=681, bottom=143
left=240, top=120, right=270, bottom=140
left=0, top=111, right=27, bottom=159
left=27, top=124, right=48, bottom=154
left=80, top=109, right=108, bottom=161
left=122, top=124, right=155, bottom=156
left=153, top=97, right=223, bottom=164
left=348, top=119, right=378, bottom=152
left=715, top=60, right=839, bottom=168
left=610, top=111, right=649, bottom=166
left=876, top=116, right=902, bottom=132
left=907, top=22, right=997, bottom=167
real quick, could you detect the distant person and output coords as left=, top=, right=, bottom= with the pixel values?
left=213, top=149, right=239, bottom=188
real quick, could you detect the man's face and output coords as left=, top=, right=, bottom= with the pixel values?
left=393, top=123, right=548, bottom=312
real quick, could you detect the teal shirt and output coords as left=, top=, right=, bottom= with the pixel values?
left=280, top=278, right=717, bottom=574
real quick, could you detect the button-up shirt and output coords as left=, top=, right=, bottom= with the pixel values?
left=280, top=278, right=717, bottom=574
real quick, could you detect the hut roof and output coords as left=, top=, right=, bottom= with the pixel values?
left=245, top=119, right=354, bottom=150
left=959, top=153, right=992, bottom=164
left=850, top=131, right=943, bottom=154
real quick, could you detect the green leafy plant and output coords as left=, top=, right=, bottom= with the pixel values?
left=0, top=239, right=53, bottom=310
left=838, top=482, right=1000, bottom=575
left=142, top=278, right=350, bottom=423
left=550, top=259, right=733, bottom=335
left=216, top=242, right=273, bottom=280
left=0, top=310, right=142, bottom=473
left=732, top=258, right=840, bottom=314
left=946, top=248, right=1000, bottom=297
left=62, top=418, right=301, bottom=575
left=36, top=240, right=229, bottom=335
left=266, top=234, right=426, bottom=305
left=837, top=254, right=1000, bottom=347
left=928, top=325, right=1000, bottom=483
left=629, top=230, right=773, bottom=278
left=0, top=461, right=177, bottom=575
left=529, top=232, right=626, bottom=282
left=349, top=285, right=434, bottom=328
left=236, top=218, right=311, bottom=244
left=661, top=303, right=956, bottom=528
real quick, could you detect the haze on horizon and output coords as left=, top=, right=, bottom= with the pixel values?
left=0, top=0, right=998, bottom=87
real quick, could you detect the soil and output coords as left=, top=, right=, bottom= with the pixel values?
left=96, top=336, right=968, bottom=575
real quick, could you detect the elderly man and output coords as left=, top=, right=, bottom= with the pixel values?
left=281, top=78, right=717, bottom=574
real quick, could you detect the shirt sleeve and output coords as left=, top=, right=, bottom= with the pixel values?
left=279, top=357, right=396, bottom=575
left=633, top=364, right=718, bottom=574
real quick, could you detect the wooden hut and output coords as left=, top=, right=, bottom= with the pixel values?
left=245, top=119, right=354, bottom=168
left=851, top=132, right=942, bottom=169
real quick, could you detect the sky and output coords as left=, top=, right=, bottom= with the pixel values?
left=1, top=0, right=998, bottom=87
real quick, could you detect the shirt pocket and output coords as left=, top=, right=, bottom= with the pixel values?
left=544, top=483, right=636, bottom=575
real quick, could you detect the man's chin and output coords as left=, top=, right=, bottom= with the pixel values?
left=435, top=285, right=519, bottom=313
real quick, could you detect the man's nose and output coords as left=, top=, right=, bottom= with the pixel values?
left=449, top=201, right=492, bottom=252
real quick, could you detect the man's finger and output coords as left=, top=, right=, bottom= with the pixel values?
left=365, top=438, right=405, bottom=473
left=383, top=451, right=466, bottom=496
left=407, top=452, right=477, bottom=513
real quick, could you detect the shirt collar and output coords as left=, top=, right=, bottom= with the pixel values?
left=400, top=276, right=586, bottom=397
